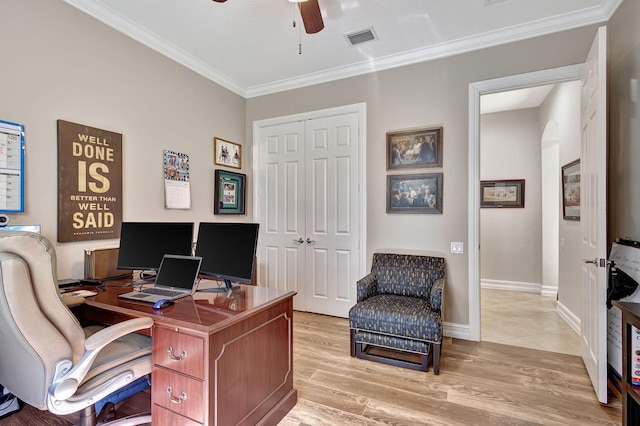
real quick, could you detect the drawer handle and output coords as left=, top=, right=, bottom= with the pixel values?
left=166, top=386, right=187, bottom=404
left=167, top=345, right=187, bottom=361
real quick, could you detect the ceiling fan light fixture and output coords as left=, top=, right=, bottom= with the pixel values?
left=288, top=0, right=307, bottom=3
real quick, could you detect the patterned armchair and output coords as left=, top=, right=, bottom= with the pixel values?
left=348, top=253, right=445, bottom=374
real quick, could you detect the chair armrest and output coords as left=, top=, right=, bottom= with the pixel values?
left=430, top=278, right=445, bottom=314
left=85, top=317, right=153, bottom=351
left=357, top=272, right=378, bottom=302
left=50, top=317, right=153, bottom=400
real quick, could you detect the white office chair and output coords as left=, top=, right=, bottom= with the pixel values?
left=0, top=231, right=152, bottom=425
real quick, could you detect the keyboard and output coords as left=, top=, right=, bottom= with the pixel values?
left=139, top=288, right=185, bottom=298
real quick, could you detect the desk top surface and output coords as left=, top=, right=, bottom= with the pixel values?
left=81, top=278, right=296, bottom=333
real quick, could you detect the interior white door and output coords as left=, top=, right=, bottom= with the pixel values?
left=304, top=113, right=360, bottom=317
left=580, top=26, right=608, bottom=404
left=256, top=120, right=307, bottom=311
left=255, top=107, right=363, bottom=317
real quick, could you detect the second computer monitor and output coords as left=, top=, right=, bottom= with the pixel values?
left=195, top=222, right=259, bottom=291
left=117, top=222, right=194, bottom=276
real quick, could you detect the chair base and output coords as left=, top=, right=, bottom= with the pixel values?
left=350, top=329, right=435, bottom=373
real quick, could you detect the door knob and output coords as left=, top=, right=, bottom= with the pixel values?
left=306, top=238, right=316, bottom=244
left=582, top=258, right=598, bottom=265
left=293, top=238, right=304, bottom=244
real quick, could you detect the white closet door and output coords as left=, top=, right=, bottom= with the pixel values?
left=255, top=107, right=363, bottom=317
left=304, top=112, right=359, bottom=317
left=257, top=120, right=307, bottom=311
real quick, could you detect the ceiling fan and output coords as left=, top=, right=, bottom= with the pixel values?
left=211, top=0, right=325, bottom=34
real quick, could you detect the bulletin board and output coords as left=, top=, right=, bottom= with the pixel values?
left=0, top=120, right=25, bottom=213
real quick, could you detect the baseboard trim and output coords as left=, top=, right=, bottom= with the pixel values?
left=481, top=279, right=541, bottom=293
left=556, top=300, right=580, bottom=334
left=444, top=322, right=470, bottom=340
left=541, top=285, right=558, bottom=298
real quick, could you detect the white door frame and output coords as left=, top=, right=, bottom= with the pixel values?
left=467, top=65, right=583, bottom=341
left=252, top=102, right=367, bottom=297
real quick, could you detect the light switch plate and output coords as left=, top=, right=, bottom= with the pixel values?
left=451, top=242, right=464, bottom=254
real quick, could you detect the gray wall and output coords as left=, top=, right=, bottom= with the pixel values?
left=539, top=82, right=582, bottom=317
left=480, top=108, right=542, bottom=287
left=0, top=0, right=247, bottom=279
left=609, top=0, right=640, bottom=243
left=4, top=0, right=630, bottom=331
left=246, top=26, right=599, bottom=327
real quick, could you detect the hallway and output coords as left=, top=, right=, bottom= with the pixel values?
left=481, top=288, right=581, bottom=356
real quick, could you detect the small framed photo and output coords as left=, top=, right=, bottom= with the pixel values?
left=214, top=137, right=242, bottom=169
left=562, top=159, right=580, bottom=221
left=214, top=169, right=246, bottom=214
left=386, top=126, right=443, bottom=170
left=387, top=173, right=443, bottom=214
left=480, top=179, right=525, bottom=208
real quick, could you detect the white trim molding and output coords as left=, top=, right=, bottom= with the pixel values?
left=444, top=322, right=470, bottom=340
left=481, top=279, right=541, bottom=293
left=468, top=64, right=583, bottom=341
left=556, top=300, right=581, bottom=334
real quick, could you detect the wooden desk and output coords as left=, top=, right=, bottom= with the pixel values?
left=80, top=282, right=297, bottom=426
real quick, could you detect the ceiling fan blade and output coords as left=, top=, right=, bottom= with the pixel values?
left=299, top=0, right=324, bottom=34
left=211, top=0, right=227, bottom=2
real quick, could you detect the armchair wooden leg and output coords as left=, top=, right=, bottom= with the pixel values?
left=433, top=342, right=441, bottom=375
left=350, top=329, right=356, bottom=357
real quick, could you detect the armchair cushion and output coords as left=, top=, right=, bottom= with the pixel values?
left=349, top=294, right=442, bottom=343
left=372, top=253, right=445, bottom=298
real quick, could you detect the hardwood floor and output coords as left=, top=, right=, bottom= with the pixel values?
left=0, top=311, right=620, bottom=425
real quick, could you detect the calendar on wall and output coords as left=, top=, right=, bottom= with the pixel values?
left=163, top=150, right=191, bottom=209
left=0, top=120, right=25, bottom=213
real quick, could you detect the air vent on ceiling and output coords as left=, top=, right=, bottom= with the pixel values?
left=345, top=27, right=377, bottom=47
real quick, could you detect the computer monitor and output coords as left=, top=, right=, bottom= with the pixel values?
left=195, top=222, right=259, bottom=292
left=117, top=222, right=194, bottom=279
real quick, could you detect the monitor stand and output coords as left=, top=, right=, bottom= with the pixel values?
left=199, top=279, right=240, bottom=293
left=139, top=270, right=157, bottom=282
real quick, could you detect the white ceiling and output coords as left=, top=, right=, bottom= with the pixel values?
left=62, top=0, right=621, bottom=98
left=481, top=84, right=555, bottom=114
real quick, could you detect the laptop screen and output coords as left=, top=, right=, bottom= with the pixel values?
left=155, top=255, right=202, bottom=290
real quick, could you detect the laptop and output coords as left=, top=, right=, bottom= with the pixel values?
left=118, top=254, right=202, bottom=304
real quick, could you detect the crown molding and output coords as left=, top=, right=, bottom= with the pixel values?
left=62, top=0, right=248, bottom=97
left=64, top=0, right=622, bottom=99
left=245, top=1, right=621, bottom=97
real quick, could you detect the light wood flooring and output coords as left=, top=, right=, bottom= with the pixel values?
left=0, top=311, right=620, bottom=426
left=481, top=288, right=581, bottom=356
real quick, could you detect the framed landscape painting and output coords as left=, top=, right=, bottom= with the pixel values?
left=480, top=179, right=525, bottom=208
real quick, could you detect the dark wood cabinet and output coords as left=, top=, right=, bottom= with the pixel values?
left=613, top=301, right=640, bottom=425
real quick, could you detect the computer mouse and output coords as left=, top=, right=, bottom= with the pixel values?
left=153, top=299, right=174, bottom=309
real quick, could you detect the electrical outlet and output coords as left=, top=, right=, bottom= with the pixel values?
left=451, top=242, right=464, bottom=254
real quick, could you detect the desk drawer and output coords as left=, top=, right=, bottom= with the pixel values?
left=153, top=326, right=204, bottom=379
left=153, top=404, right=202, bottom=426
left=152, top=367, right=204, bottom=423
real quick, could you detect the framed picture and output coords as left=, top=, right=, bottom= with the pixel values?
left=562, top=159, right=580, bottom=221
left=214, top=137, right=242, bottom=169
left=480, top=179, right=525, bottom=208
left=386, top=173, right=443, bottom=214
left=214, top=169, right=246, bottom=214
left=386, top=126, right=443, bottom=170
